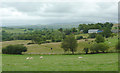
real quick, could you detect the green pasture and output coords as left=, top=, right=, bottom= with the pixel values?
left=2, top=36, right=118, bottom=54
left=2, top=53, right=118, bottom=71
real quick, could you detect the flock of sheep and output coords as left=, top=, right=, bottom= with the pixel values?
left=26, top=56, right=83, bottom=60
left=26, top=56, right=43, bottom=60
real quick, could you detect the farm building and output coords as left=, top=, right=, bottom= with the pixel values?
left=88, top=29, right=103, bottom=33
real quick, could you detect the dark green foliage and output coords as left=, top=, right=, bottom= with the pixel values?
left=83, top=48, right=89, bottom=54
left=116, top=40, right=120, bottom=50
left=95, top=35, right=105, bottom=43
left=61, top=35, right=78, bottom=54
left=28, top=28, right=33, bottom=31
left=78, top=22, right=113, bottom=34
left=102, top=27, right=112, bottom=38
left=98, top=43, right=109, bottom=53
left=2, top=44, right=27, bottom=54
left=76, top=36, right=83, bottom=40
left=58, top=28, right=63, bottom=32
left=89, top=33, right=96, bottom=38
left=72, top=28, right=77, bottom=32
left=55, top=39, right=62, bottom=42
left=2, top=30, right=14, bottom=41
left=90, top=43, right=109, bottom=53
left=27, top=42, right=34, bottom=45
left=64, top=29, right=71, bottom=35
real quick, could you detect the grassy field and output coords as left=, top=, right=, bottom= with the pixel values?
left=0, top=54, right=2, bottom=72
left=2, top=28, right=25, bottom=33
left=1, top=36, right=118, bottom=54
left=2, top=53, right=118, bottom=71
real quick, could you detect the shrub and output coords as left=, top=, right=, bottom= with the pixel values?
left=90, top=43, right=109, bottom=53
left=95, top=35, right=105, bottom=43
left=27, top=42, right=34, bottom=45
left=45, top=40, right=51, bottom=43
left=89, top=33, right=96, bottom=38
left=76, top=36, right=83, bottom=40
left=2, top=44, right=27, bottom=54
left=116, top=40, right=120, bottom=51
left=55, top=39, right=62, bottom=42
left=83, top=48, right=89, bottom=54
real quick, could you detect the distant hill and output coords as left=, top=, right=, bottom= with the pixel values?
left=4, top=24, right=80, bottom=29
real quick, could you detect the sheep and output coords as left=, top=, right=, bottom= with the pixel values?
left=26, top=57, right=30, bottom=60
left=29, top=57, right=33, bottom=59
left=40, top=56, right=43, bottom=59
left=78, top=57, right=83, bottom=59
left=26, top=57, right=33, bottom=60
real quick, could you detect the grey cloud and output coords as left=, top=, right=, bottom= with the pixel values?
left=1, top=2, right=118, bottom=26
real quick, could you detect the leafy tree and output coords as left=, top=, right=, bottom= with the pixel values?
left=2, top=44, right=27, bottom=54
left=90, top=43, right=109, bottom=53
left=90, top=43, right=99, bottom=53
left=61, top=35, right=78, bottom=54
left=116, top=40, right=120, bottom=51
left=89, top=33, right=96, bottom=38
left=98, top=43, right=109, bottom=53
left=58, top=28, right=63, bottom=32
left=102, top=27, right=112, bottom=38
left=95, top=35, right=105, bottom=43
left=83, top=48, right=89, bottom=54
left=78, top=24, right=84, bottom=31
left=76, top=36, right=83, bottom=40
left=64, top=29, right=71, bottom=35
left=72, top=28, right=77, bottom=32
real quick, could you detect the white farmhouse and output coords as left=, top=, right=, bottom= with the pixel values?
left=88, top=29, right=99, bottom=33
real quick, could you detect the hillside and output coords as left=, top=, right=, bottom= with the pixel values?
left=1, top=36, right=117, bottom=54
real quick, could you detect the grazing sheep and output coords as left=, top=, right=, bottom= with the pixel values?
left=40, top=56, right=43, bottom=59
left=109, top=42, right=111, bottom=44
left=78, top=57, right=83, bottom=59
left=26, top=57, right=30, bottom=60
left=30, top=57, right=33, bottom=59
left=26, top=57, right=33, bottom=60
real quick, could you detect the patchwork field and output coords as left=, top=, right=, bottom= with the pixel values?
left=2, top=53, right=118, bottom=71
left=1, top=36, right=118, bottom=54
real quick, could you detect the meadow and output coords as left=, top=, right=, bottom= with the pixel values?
left=2, top=28, right=25, bottom=33
left=2, top=53, right=118, bottom=71
left=1, top=36, right=118, bottom=54
left=1, top=35, right=118, bottom=71
left=1, top=24, right=118, bottom=71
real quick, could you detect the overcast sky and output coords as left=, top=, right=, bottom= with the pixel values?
left=0, top=0, right=119, bottom=26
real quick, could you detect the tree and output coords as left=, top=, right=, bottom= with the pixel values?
left=61, top=35, right=78, bottom=54
left=89, top=33, right=96, bottom=38
left=98, top=43, right=109, bottom=53
left=102, top=27, right=112, bottom=38
left=83, top=48, right=89, bottom=54
left=64, top=29, right=71, bottom=35
left=76, top=36, right=83, bottom=40
left=2, top=44, right=27, bottom=54
left=90, top=43, right=109, bottom=53
left=116, top=40, right=120, bottom=51
left=72, top=28, right=77, bottom=32
left=95, top=35, right=105, bottom=43
left=90, top=43, right=99, bottom=53
left=58, top=28, right=63, bottom=32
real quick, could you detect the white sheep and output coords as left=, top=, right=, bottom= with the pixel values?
left=26, top=57, right=33, bottom=60
left=40, top=56, right=43, bottom=59
left=30, top=57, right=33, bottom=59
left=78, top=57, right=83, bottom=59
left=26, top=57, right=30, bottom=60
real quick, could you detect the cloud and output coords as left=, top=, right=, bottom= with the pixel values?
left=0, top=1, right=118, bottom=26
